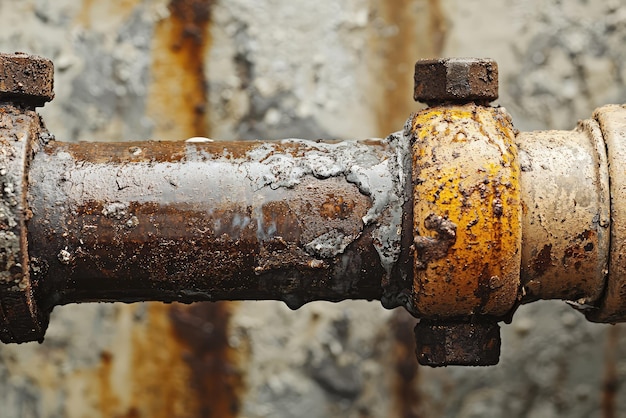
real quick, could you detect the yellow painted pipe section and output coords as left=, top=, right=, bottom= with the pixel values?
left=410, top=104, right=521, bottom=318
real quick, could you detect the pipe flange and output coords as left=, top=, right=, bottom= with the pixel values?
left=409, top=103, right=522, bottom=319
left=587, top=105, right=626, bottom=322
left=0, top=105, right=49, bottom=342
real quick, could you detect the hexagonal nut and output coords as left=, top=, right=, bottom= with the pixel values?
left=0, top=52, right=54, bottom=108
left=414, top=58, right=498, bottom=105
left=414, top=319, right=501, bottom=366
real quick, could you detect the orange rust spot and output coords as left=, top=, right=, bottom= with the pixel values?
left=320, top=194, right=355, bottom=220
left=147, top=0, right=214, bottom=140
left=531, top=244, right=553, bottom=276
left=578, top=229, right=595, bottom=241
left=371, top=0, right=448, bottom=136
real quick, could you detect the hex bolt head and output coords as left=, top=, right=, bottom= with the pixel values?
left=0, top=52, right=54, bottom=108
left=413, top=58, right=498, bottom=105
left=414, top=319, right=501, bottom=366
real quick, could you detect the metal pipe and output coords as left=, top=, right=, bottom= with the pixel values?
left=27, top=134, right=413, bottom=312
left=2, top=52, right=626, bottom=368
left=517, top=120, right=609, bottom=305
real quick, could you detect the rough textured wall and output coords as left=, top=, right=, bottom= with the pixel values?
left=0, top=0, right=625, bottom=417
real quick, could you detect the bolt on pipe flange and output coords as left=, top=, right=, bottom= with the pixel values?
left=414, top=319, right=500, bottom=366
left=413, top=58, right=498, bottom=106
left=0, top=52, right=54, bottom=109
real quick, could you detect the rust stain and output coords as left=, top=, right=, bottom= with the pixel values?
left=127, top=303, right=195, bottom=418
left=602, top=325, right=620, bottom=418
left=76, top=0, right=142, bottom=28
left=532, top=244, right=552, bottom=276
left=170, top=303, right=244, bottom=418
left=391, top=310, right=422, bottom=418
left=97, top=351, right=120, bottom=417
left=91, top=302, right=246, bottom=418
left=372, top=0, right=448, bottom=136
left=80, top=304, right=196, bottom=418
left=320, top=194, right=356, bottom=220
left=147, top=0, right=214, bottom=139
left=145, top=1, right=244, bottom=416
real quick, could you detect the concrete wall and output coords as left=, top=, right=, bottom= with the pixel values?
left=1, top=0, right=626, bottom=417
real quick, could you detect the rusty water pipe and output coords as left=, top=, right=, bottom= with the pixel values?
left=0, top=52, right=625, bottom=368
left=27, top=136, right=412, bottom=311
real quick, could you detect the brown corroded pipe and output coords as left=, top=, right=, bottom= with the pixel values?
left=0, top=100, right=614, bottom=352
left=0, top=51, right=622, bottom=371
left=27, top=134, right=414, bottom=314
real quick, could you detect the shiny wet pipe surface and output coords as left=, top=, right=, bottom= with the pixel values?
left=0, top=52, right=624, bottom=367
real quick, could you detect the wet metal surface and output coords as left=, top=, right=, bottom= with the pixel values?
left=27, top=136, right=410, bottom=314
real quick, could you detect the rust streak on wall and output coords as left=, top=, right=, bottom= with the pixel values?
left=129, top=303, right=198, bottom=418
left=371, top=0, right=447, bottom=414
left=97, top=351, right=120, bottom=417
left=391, top=310, right=422, bottom=418
left=602, top=325, right=620, bottom=418
left=170, top=303, right=244, bottom=418
left=144, top=1, right=244, bottom=417
left=147, top=0, right=213, bottom=139
left=76, top=0, right=142, bottom=29
left=372, top=0, right=448, bottom=136
left=426, top=0, right=447, bottom=58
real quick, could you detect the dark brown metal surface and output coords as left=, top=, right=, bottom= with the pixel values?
left=27, top=137, right=411, bottom=314
left=0, top=53, right=54, bottom=108
left=414, top=319, right=501, bottom=367
left=413, top=58, right=498, bottom=105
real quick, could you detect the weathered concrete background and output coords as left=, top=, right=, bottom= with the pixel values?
left=1, top=0, right=626, bottom=417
